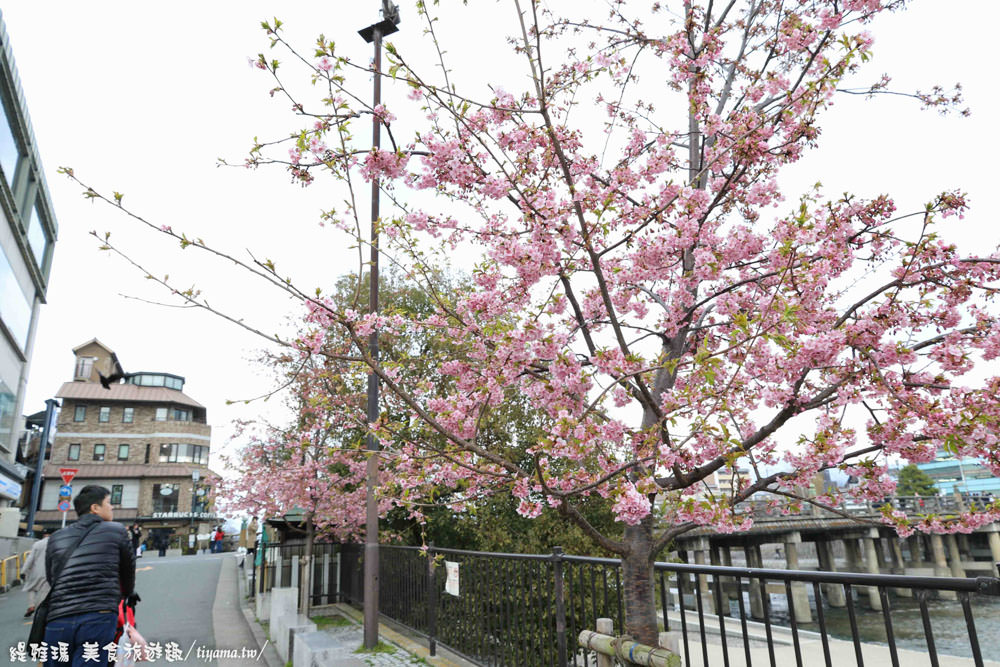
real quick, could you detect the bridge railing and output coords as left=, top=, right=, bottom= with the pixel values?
left=330, top=543, right=999, bottom=667
left=741, top=494, right=989, bottom=520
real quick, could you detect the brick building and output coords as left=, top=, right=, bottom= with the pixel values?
left=34, top=339, right=218, bottom=548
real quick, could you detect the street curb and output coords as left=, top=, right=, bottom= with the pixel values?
left=331, top=603, right=476, bottom=667
left=236, top=562, right=283, bottom=667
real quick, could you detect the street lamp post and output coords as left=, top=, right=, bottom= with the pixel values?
left=25, top=399, right=59, bottom=538
left=358, top=0, right=400, bottom=650
left=191, top=470, right=200, bottom=552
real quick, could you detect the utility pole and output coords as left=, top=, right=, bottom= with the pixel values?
left=358, top=0, right=400, bottom=650
left=25, top=399, right=58, bottom=537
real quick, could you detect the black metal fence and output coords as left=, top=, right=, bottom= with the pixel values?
left=253, top=541, right=1000, bottom=667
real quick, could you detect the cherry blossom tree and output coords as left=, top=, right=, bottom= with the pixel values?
left=67, top=1, right=1000, bottom=644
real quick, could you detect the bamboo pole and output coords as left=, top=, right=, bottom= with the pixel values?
left=578, top=629, right=681, bottom=667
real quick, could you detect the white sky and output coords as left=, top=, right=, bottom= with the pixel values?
left=1, top=1, right=997, bottom=475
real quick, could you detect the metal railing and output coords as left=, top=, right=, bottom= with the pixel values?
left=248, top=539, right=1000, bottom=666
left=331, top=543, right=1000, bottom=667
left=0, top=551, right=29, bottom=589
left=251, top=542, right=342, bottom=606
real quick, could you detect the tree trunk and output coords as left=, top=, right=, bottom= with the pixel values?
left=300, top=513, right=314, bottom=617
left=622, top=516, right=659, bottom=646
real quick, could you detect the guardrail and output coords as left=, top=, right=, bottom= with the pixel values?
left=0, top=552, right=23, bottom=589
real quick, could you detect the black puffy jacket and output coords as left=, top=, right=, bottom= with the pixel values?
left=45, top=514, right=136, bottom=621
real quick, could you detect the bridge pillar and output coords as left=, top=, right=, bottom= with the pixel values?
left=784, top=532, right=812, bottom=623
left=720, top=546, right=738, bottom=600
left=844, top=537, right=863, bottom=573
left=929, top=534, right=957, bottom=600
left=873, top=534, right=888, bottom=568
left=744, top=544, right=765, bottom=620
left=889, top=538, right=912, bottom=597
left=905, top=535, right=922, bottom=565
left=692, top=538, right=714, bottom=615
left=863, top=530, right=882, bottom=610
left=945, top=534, right=966, bottom=578
left=815, top=539, right=846, bottom=607
left=987, top=524, right=1000, bottom=565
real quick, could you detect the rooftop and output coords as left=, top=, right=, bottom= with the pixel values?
left=56, top=381, right=204, bottom=409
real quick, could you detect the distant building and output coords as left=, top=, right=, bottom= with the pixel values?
left=32, top=340, right=218, bottom=550
left=917, top=451, right=1000, bottom=496
left=0, top=10, right=58, bottom=537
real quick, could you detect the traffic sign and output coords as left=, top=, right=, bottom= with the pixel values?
left=59, top=485, right=73, bottom=497
left=57, top=500, right=71, bottom=512
left=60, top=468, right=78, bottom=485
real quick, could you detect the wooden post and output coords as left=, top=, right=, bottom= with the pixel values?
left=596, top=618, right=614, bottom=667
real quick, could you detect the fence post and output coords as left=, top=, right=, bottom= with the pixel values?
left=596, top=618, right=614, bottom=667
left=427, top=543, right=438, bottom=657
left=250, top=539, right=258, bottom=599
left=336, top=548, right=342, bottom=602
left=322, top=552, right=331, bottom=605
left=553, top=546, right=568, bottom=666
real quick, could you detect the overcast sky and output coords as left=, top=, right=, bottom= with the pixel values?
left=1, top=1, right=997, bottom=474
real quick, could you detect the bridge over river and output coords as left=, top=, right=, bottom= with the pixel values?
left=671, top=495, right=1000, bottom=618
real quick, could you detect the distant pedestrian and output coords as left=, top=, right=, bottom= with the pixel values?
left=42, top=485, right=139, bottom=667
left=213, top=527, right=225, bottom=553
left=21, top=529, right=51, bottom=618
left=128, top=523, right=143, bottom=559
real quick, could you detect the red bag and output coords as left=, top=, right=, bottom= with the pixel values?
left=114, top=599, right=136, bottom=642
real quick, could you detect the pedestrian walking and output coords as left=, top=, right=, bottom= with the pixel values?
left=39, top=485, right=140, bottom=667
left=127, top=523, right=142, bottom=559
left=21, top=529, right=51, bottom=618
left=213, top=526, right=224, bottom=553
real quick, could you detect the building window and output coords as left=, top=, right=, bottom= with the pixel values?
left=73, top=405, right=86, bottom=422
left=0, top=245, right=32, bottom=351
left=98, top=406, right=110, bottom=423
left=118, top=444, right=129, bottom=461
left=74, top=357, right=95, bottom=380
left=144, top=443, right=150, bottom=464
left=154, top=407, right=167, bottom=422
left=152, top=483, right=179, bottom=513
left=159, top=443, right=175, bottom=463
left=27, top=200, right=48, bottom=268
left=0, top=97, right=21, bottom=187
left=67, top=444, right=80, bottom=461
left=173, top=408, right=190, bottom=422
left=110, top=484, right=123, bottom=506
left=122, top=407, right=134, bottom=423
left=157, top=443, right=208, bottom=464
left=93, top=444, right=105, bottom=461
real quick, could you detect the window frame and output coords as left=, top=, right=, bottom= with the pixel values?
left=93, top=443, right=106, bottom=461
left=98, top=406, right=111, bottom=423
left=122, top=407, right=134, bottom=423
left=110, top=484, right=123, bottom=506
left=152, top=483, right=179, bottom=513
left=117, top=444, right=129, bottom=461
left=154, top=407, right=168, bottom=422
left=73, top=405, right=86, bottom=422
left=67, top=443, right=80, bottom=461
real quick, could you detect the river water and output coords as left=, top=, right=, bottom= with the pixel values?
left=763, top=591, right=1000, bottom=660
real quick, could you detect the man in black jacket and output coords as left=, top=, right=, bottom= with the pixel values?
left=43, top=485, right=137, bottom=667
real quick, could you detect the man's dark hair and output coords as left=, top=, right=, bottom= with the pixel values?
left=74, top=485, right=111, bottom=517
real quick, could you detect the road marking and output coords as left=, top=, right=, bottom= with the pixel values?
left=136, top=566, right=154, bottom=572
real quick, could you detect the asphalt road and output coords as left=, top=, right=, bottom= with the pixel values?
left=1, top=552, right=256, bottom=666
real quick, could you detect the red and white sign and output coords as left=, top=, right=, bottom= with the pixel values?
left=60, top=468, right=78, bottom=485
